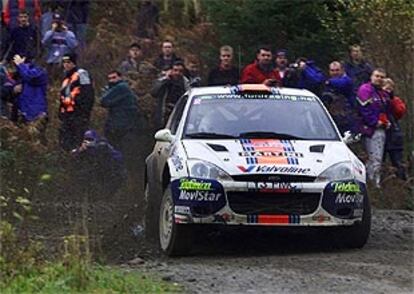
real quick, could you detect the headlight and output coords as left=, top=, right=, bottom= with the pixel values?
left=187, top=160, right=233, bottom=181
left=315, top=161, right=354, bottom=182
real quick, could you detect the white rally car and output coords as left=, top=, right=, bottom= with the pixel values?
left=145, top=84, right=370, bottom=256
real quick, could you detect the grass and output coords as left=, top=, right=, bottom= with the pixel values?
left=1, top=263, right=182, bottom=294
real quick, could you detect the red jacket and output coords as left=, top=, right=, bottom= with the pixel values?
left=240, top=62, right=281, bottom=84
left=390, top=96, right=406, bottom=120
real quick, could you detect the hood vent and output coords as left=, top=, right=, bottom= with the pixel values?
left=310, top=145, right=325, bottom=153
left=207, top=143, right=228, bottom=152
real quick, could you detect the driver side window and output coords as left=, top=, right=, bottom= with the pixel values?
left=166, top=95, right=188, bottom=134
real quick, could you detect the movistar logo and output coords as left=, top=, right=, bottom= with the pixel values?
left=332, top=182, right=361, bottom=193
left=179, top=179, right=212, bottom=191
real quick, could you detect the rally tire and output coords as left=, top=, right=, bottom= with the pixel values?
left=336, top=194, right=371, bottom=249
left=159, top=184, right=193, bottom=256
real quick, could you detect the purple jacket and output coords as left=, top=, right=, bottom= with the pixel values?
left=357, top=82, right=389, bottom=137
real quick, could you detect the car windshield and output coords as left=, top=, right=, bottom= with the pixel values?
left=183, top=93, right=339, bottom=140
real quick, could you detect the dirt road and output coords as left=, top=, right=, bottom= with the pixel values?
left=137, top=210, right=413, bottom=293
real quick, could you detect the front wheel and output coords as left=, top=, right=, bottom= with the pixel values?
left=159, top=185, right=193, bottom=256
left=334, top=195, right=371, bottom=249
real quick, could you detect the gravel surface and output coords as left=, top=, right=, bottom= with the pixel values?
left=132, top=209, right=413, bottom=294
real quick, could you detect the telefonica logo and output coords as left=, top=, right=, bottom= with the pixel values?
left=332, top=182, right=360, bottom=193
left=179, top=179, right=212, bottom=191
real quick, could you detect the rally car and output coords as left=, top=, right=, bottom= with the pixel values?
left=144, top=84, right=371, bottom=256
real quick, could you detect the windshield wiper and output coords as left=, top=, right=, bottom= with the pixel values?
left=238, top=131, right=306, bottom=140
left=185, top=132, right=238, bottom=139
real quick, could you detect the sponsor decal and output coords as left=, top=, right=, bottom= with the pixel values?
left=247, top=214, right=300, bottom=224
left=174, top=205, right=191, bottom=214
left=179, top=190, right=222, bottom=202
left=312, top=214, right=331, bottom=223
left=171, top=156, right=183, bottom=171
left=207, top=94, right=317, bottom=102
left=237, top=165, right=311, bottom=174
left=335, top=193, right=363, bottom=204
left=238, top=151, right=303, bottom=158
left=179, top=178, right=212, bottom=191
left=171, top=178, right=226, bottom=215
left=331, top=182, right=361, bottom=193
left=250, top=182, right=301, bottom=193
left=321, top=180, right=366, bottom=219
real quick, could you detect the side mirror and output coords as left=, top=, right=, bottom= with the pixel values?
left=154, top=129, right=174, bottom=142
left=343, top=131, right=361, bottom=144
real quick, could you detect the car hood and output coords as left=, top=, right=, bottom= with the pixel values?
left=182, top=139, right=350, bottom=177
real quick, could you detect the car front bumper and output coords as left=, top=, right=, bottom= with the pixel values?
left=171, top=177, right=366, bottom=227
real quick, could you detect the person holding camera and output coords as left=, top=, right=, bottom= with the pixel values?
left=41, top=13, right=78, bottom=66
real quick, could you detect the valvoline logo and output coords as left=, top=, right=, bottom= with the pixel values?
left=237, top=165, right=311, bottom=174
left=237, top=165, right=256, bottom=173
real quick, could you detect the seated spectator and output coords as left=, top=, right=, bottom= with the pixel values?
left=12, top=54, right=48, bottom=143
left=207, top=45, right=239, bottom=86
left=150, top=61, right=189, bottom=128
left=153, top=40, right=181, bottom=72
left=9, top=10, right=38, bottom=60
left=344, top=45, right=373, bottom=92
left=136, top=0, right=159, bottom=40
left=71, top=129, right=127, bottom=197
left=240, top=45, right=281, bottom=86
left=2, top=0, right=41, bottom=30
left=41, top=13, right=78, bottom=66
left=382, top=78, right=407, bottom=180
left=322, top=61, right=356, bottom=135
left=184, top=54, right=202, bottom=87
left=118, top=42, right=143, bottom=74
left=60, top=0, right=90, bottom=48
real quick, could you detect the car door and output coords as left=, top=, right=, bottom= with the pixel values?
left=154, top=95, right=188, bottom=183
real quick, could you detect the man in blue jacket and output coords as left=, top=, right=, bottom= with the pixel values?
left=12, top=54, right=48, bottom=143
left=100, top=70, right=144, bottom=171
left=322, top=61, right=356, bottom=135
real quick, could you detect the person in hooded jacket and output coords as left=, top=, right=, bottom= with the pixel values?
left=12, top=54, right=48, bottom=143
left=72, top=129, right=127, bottom=197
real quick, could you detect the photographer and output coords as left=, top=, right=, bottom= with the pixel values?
left=286, top=57, right=325, bottom=96
left=41, top=13, right=78, bottom=66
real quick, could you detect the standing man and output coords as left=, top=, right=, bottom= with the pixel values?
left=42, top=13, right=78, bottom=67
left=59, top=53, right=94, bottom=151
left=151, top=60, right=189, bottom=128
left=118, top=42, right=144, bottom=74
left=60, top=0, right=91, bottom=48
left=240, top=45, right=281, bottom=86
left=322, top=61, right=355, bottom=135
left=9, top=10, right=38, bottom=60
left=2, top=0, right=41, bottom=30
left=207, top=45, right=239, bottom=86
left=100, top=70, right=144, bottom=170
left=344, top=45, right=373, bottom=92
left=357, top=68, right=390, bottom=188
left=153, top=40, right=181, bottom=72
left=136, top=0, right=159, bottom=40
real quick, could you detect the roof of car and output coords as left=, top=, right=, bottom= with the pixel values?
left=188, top=84, right=317, bottom=97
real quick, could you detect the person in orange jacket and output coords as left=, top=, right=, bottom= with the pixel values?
left=382, top=78, right=407, bottom=180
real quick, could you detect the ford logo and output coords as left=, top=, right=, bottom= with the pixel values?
left=267, top=176, right=281, bottom=182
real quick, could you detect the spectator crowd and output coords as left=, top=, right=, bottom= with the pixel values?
left=0, top=0, right=408, bottom=190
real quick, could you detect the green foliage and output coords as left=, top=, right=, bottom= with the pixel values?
left=204, top=0, right=343, bottom=66
left=1, top=263, right=181, bottom=293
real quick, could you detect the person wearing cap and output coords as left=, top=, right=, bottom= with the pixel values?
left=207, top=45, right=239, bottom=86
left=41, top=12, right=78, bottom=65
left=240, top=45, right=281, bottom=86
left=59, top=53, right=94, bottom=151
left=71, top=129, right=127, bottom=198
left=118, top=42, right=144, bottom=74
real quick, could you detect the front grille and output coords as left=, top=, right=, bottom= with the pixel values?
left=232, top=174, right=316, bottom=183
left=227, top=192, right=320, bottom=215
